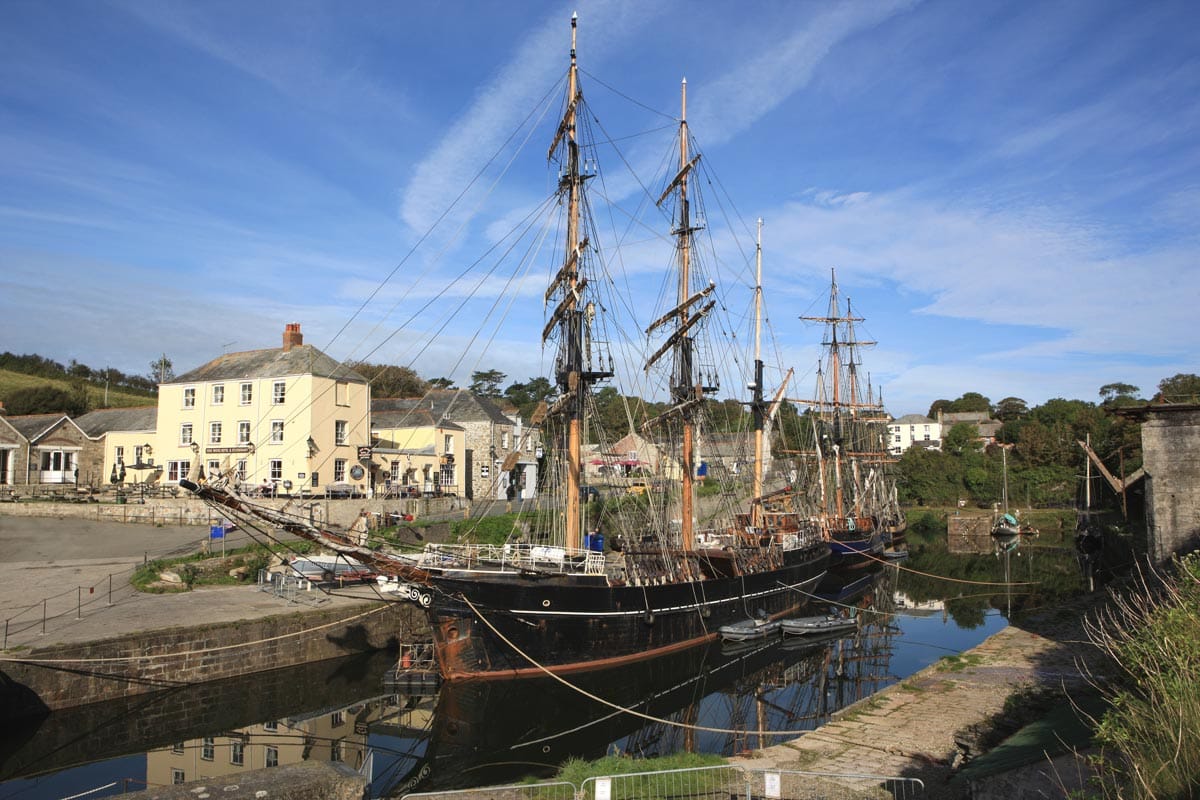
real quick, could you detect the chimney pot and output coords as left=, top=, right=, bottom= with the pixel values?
left=283, top=323, right=303, bottom=352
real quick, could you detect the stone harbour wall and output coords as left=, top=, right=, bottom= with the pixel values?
left=1140, top=406, right=1200, bottom=562
left=1, top=601, right=422, bottom=718
left=0, top=495, right=460, bottom=528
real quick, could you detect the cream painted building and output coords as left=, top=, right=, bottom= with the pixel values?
left=154, top=324, right=370, bottom=494
left=146, top=695, right=411, bottom=786
left=370, top=408, right=466, bottom=496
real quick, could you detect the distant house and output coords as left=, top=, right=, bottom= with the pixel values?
left=585, top=432, right=680, bottom=482
left=373, top=390, right=540, bottom=500
left=75, top=406, right=158, bottom=487
left=369, top=407, right=465, bottom=497
left=4, top=414, right=92, bottom=486
left=938, top=411, right=1002, bottom=447
left=0, top=414, right=23, bottom=487
left=888, top=414, right=941, bottom=455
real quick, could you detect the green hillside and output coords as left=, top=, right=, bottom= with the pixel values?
left=0, top=369, right=156, bottom=412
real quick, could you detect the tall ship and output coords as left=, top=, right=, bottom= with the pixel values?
left=776, top=271, right=906, bottom=565
left=183, top=15, right=829, bottom=680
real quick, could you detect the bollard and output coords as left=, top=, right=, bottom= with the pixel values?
left=41, top=598, right=46, bottom=635
left=4, top=619, right=7, bottom=649
left=77, top=586, right=81, bottom=620
left=108, top=573, right=113, bottom=606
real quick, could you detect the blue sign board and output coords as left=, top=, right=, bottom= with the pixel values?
left=209, top=524, right=225, bottom=540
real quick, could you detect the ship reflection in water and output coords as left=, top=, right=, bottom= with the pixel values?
left=0, top=567, right=910, bottom=799
left=371, top=565, right=896, bottom=796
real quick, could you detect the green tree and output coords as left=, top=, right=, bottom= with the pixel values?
left=346, top=362, right=428, bottom=398
left=943, top=422, right=977, bottom=455
left=1156, top=373, right=1200, bottom=403
left=1098, top=382, right=1140, bottom=404
left=469, top=369, right=506, bottom=398
left=149, top=354, right=174, bottom=384
left=5, top=385, right=88, bottom=416
left=993, top=396, right=1029, bottom=422
left=950, top=392, right=991, bottom=413
left=927, top=398, right=952, bottom=419
left=428, top=377, right=455, bottom=389
left=503, top=377, right=555, bottom=420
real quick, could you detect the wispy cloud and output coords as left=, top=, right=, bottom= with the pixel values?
left=689, top=0, right=922, bottom=145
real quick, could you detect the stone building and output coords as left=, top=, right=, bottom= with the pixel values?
left=373, top=391, right=539, bottom=500
left=2, top=414, right=94, bottom=486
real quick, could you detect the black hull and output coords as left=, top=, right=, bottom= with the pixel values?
left=395, top=635, right=828, bottom=792
left=424, top=547, right=829, bottom=679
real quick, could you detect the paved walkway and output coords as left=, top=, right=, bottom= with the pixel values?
left=729, top=604, right=1101, bottom=797
left=0, top=514, right=374, bottom=651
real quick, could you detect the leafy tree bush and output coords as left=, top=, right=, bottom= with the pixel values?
left=5, top=385, right=88, bottom=416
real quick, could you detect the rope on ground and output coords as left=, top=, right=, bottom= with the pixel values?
left=0, top=603, right=390, bottom=665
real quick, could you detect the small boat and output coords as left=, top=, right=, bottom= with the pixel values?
left=719, top=618, right=783, bottom=643
left=781, top=615, right=858, bottom=637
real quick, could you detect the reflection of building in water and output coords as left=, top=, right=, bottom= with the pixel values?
left=892, top=590, right=947, bottom=617
left=147, top=695, right=402, bottom=787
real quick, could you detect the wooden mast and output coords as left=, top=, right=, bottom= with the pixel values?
left=676, top=78, right=695, bottom=549
left=563, top=14, right=583, bottom=549
left=751, top=219, right=765, bottom=524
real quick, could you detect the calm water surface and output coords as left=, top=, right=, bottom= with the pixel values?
left=0, top=559, right=1043, bottom=799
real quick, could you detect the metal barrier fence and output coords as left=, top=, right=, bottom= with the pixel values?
left=256, top=569, right=330, bottom=606
left=400, top=766, right=923, bottom=800
left=581, top=765, right=744, bottom=799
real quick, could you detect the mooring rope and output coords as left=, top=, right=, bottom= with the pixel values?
left=462, top=595, right=834, bottom=738
left=0, top=603, right=390, bottom=665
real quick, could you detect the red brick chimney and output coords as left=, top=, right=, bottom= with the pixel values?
left=282, top=322, right=303, bottom=352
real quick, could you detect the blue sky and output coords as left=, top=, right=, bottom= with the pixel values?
left=1, top=0, right=1197, bottom=416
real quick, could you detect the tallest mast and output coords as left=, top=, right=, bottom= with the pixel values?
left=563, top=13, right=583, bottom=549
left=676, top=79, right=696, bottom=550
left=547, top=14, right=610, bottom=550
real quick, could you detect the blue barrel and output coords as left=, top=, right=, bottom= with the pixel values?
left=588, top=533, right=605, bottom=552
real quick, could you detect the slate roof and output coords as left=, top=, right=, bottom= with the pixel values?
left=75, top=406, right=158, bottom=436
left=893, top=414, right=936, bottom=425
left=170, top=345, right=367, bottom=384
left=6, top=414, right=74, bottom=442
left=373, top=390, right=512, bottom=426
left=370, top=408, right=463, bottom=431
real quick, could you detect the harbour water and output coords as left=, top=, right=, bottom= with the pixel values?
left=1, top=548, right=1081, bottom=799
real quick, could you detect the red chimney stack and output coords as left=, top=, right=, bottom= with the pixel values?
left=282, top=323, right=303, bottom=352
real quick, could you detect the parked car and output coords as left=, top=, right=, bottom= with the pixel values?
left=626, top=480, right=650, bottom=496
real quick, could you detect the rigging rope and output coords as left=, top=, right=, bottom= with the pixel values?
left=462, top=595, right=847, bottom=738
